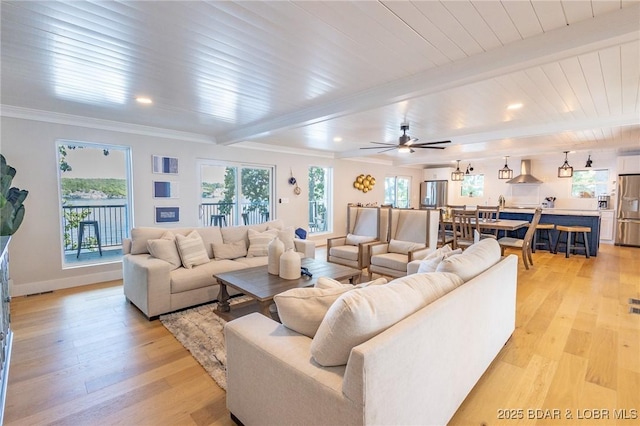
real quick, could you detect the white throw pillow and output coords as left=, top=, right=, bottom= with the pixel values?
left=246, top=228, right=279, bottom=257
left=175, top=231, right=210, bottom=269
left=274, top=286, right=353, bottom=338
left=278, top=226, right=296, bottom=251
left=146, top=231, right=182, bottom=270
left=435, top=237, right=501, bottom=281
left=416, top=248, right=462, bottom=273
left=345, top=233, right=377, bottom=246
left=212, top=240, right=247, bottom=260
left=311, top=272, right=463, bottom=367
left=315, top=276, right=388, bottom=289
left=388, top=239, right=426, bottom=255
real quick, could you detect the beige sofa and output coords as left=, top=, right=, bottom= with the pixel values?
left=225, top=238, right=517, bottom=425
left=122, top=219, right=315, bottom=319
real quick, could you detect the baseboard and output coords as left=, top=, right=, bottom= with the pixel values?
left=9, top=269, right=123, bottom=297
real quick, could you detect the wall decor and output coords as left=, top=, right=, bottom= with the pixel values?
left=152, top=155, right=179, bottom=174
left=353, top=174, right=376, bottom=193
left=153, top=181, right=179, bottom=198
left=155, top=206, right=180, bottom=223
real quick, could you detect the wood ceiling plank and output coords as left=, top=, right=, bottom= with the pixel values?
left=598, top=46, right=623, bottom=117
left=471, top=1, right=522, bottom=45
left=501, top=1, right=544, bottom=39
left=530, top=0, right=567, bottom=32
left=562, top=1, right=595, bottom=24
left=441, top=0, right=502, bottom=52
left=578, top=51, right=611, bottom=117
left=539, top=62, right=587, bottom=121
left=559, top=57, right=599, bottom=118
left=620, top=42, right=640, bottom=115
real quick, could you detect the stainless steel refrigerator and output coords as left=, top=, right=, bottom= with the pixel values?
left=615, top=174, right=640, bottom=247
left=420, top=180, right=448, bottom=209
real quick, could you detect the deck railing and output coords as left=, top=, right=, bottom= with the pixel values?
left=200, top=202, right=270, bottom=227
left=62, top=204, right=129, bottom=252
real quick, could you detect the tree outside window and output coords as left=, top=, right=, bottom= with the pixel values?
left=461, top=175, right=484, bottom=197
left=571, top=170, right=608, bottom=198
left=384, top=176, right=410, bottom=208
left=309, top=166, right=331, bottom=233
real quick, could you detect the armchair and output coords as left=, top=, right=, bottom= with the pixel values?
left=327, top=206, right=389, bottom=270
left=368, top=208, right=439, bottom=278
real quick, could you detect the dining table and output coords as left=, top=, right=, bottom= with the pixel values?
left=443, top=217, right=531, bottom=239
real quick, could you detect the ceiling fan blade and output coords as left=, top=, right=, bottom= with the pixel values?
left=412, top=146, right=447, bottom=150
left=410, top=140, right=451, bottom=147
left=405, top=137, right=419, bottom=145
left=377, top=147, right=399, bottom=153
left=368, top=141, right=396, bottom=146
left=360, top=146, right=396, bottom=150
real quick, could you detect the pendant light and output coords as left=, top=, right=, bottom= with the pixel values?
left=498, top=156, right=513, bottom=179
left=451, top=160, right=464, bottom=181
left=558, top=151, right=573, bottom=178
left=465, top=164, right=474, bottom=174
left=585, top=155, right=593, bottom=168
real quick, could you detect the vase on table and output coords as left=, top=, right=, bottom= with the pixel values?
left=279, top=248, right=301, bottom=280
left=267, top=236, right=285, bottom=275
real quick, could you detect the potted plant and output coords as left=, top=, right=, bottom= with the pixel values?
left=1, top=154, right=29, bottom=236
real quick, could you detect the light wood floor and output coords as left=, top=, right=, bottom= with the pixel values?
left=4, top=244, right=639, bottom=425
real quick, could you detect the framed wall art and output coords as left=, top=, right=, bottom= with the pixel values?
left=152, top=155, right=179, bottom=174
left=155, top=206, right=180, bottom=223
left=153, top=181, right=179, bottom=198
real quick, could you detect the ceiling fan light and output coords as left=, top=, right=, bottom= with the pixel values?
left=451, top=160, right=464, bottom=181
left=498, top=156, right=513, bottom=179
left=398, top=146, right=411, bottom=154
left=558, top=151, right=573, bottom=178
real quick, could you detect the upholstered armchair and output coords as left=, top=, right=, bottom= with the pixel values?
left=368, top=208, right=439, bottom=278
left=327, top=206, right=389, bottom=270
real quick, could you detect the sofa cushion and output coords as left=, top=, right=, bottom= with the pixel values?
left=213, top=240, right=248, bottom=260
left=232, top=256, right=269, bottom=268
left=416, top=248, right=462, bottom=273
left=247, top=229, right=279, bottom=257
left=146, top=231, right=181, bottom=270
left=435, top=237, right=501, bottom=281
left=195, top=227, right=224, bottom=259
left=329, top=245, right=359, bottom=261
left=370, top=252, right=408, bottom=271
left=315, top=276, right=387, bottom=289
left=310, top=272, right=464, bottom=367
left=388, top=239, right=426, bottom=255
left=221, top=225, right=250, bottom=246
left=345, top=233, right=377, bottom=246
left=274, top=286, right=353, bottom=338
left=277, top=227, right=296, bottom=251
left=175, top=231, right=210, bottom=269
left=170, top=259, right=245, bottom=293
left=130, top=227, right=189, bottom=255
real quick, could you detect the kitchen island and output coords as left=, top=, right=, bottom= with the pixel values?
left=499, top=208, right=601, bottom=256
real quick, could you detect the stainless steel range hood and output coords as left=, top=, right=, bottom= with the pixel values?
left=506, top=160, right=543, bottom=184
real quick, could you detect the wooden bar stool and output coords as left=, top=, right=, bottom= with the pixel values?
left=532, top=223, right=555, bottom=252
left=210, top=214, right=227, bottom=227
left=77, top=220, right=102, bottom=258
left=554, top=225, right=590, bottom=258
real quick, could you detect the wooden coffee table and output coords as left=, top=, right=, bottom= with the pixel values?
left=214, top=258, right=361, bottom=317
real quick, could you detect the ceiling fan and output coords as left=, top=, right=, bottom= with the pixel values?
left=360, top=123, right=451, bottom=154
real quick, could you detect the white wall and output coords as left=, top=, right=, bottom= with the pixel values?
left=425, top=154, right=619, bottom=209
left=1, top=116, right=422, bottom=295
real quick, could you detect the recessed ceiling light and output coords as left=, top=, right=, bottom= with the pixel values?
left=136, top=96, right=153, bottom=104
left=507, top=103, right=523, bottom=110
left=333, top=137, right=343, bottom=142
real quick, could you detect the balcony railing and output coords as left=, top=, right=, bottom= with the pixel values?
left=309, top=200, right=327, bottom=233
left=62, top=204, right=129, bottom=252
left=200, top=202, right=270, bottom=227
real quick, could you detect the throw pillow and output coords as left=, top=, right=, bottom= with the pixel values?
left=435, top=237, right=501, bottom=281
left=388, top=239, right=426, bottom=255
left=246, top=229, right=279, bottom=257
left=315, top=276, right=388, bottom=289
left=345, top=233, right=377, bottom=246
left=278, top=226, right=296, bottom=251
left=274, top=286, right=353, bottom=338
left=212, top=239, right=247, bottom=260
left=310, top=272, right=463, bottom=367
left=175, top=231, right=210, bottom=269
left=146, top=231, right=182, bottom=270
left=416, top=248, right=462, bottom=273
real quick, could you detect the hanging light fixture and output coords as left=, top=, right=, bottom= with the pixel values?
left=585, top=155, right=593, bottom=168
left=451, top=160, right=464, bottom=181
left=465, top=164, right=474, bottom=174
left=498, top=156, right=513, bottom=179
left=558, top=151, right=573, bottom=178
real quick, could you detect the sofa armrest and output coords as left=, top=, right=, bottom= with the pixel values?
left=326, top=236, right=347, bottom=261
left=294, top=238, right=315, bottom=259
left=122, top=254, right=172, bottom=319
left=122, top=238, right=132, bottom=255
left=369, top=242, right=389, bottom=256
left=408, top=246, right=434, bottom=262
left=225, top=313, right=360, bottom=425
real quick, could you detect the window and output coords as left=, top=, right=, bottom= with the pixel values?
left=199, top=160, right=274, bottom=226
left=384, top=176, right=410, bottom=208
left=308, top=166, right=332, bottom=234
left=56, top=141, right=132, bottom=267
left=461, top=175, right=484, bottom=197
left=571, top=169, right=609, bottom=198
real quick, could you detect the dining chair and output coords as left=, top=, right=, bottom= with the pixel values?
left=497, top=208, right=542, bottom=270
left=476, top=205, right=501, bottom=238
left=437, top=208, right=454, bottom=247
left=451, top=209, right=476, bottom=250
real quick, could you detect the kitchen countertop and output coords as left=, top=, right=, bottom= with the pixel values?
left=502, top=207, right=602, bottom=216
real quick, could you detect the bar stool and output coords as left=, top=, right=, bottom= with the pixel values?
left=532, top=223, right=555, bottom=252
left=77, top=220, right=102, bottom=258
left=554, top=225, right=591, bottom=258
left=210, top=214, right=227, bottom=227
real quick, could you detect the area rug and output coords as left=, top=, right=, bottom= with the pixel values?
left=159, top=296, right=253, bottom=391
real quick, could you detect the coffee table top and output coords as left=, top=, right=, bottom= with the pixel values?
left=214, top=258, right=361, bottom=302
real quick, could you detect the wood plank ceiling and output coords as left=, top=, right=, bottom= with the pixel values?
left=1, top=1, right=639, bottom=166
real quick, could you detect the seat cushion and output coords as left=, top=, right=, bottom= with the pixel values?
left=170, top=260, right=245, bottom=293
left=310, top=272, right=464, bottom=366
left=345, top=233, right=376, bottom=246
left=388, top=239, right=426, bottom=255
left=329, top=245, right=359, bottom=262
left=232, top=256, right=269, bottom=268
left=370, top=252, right=409, bottom=272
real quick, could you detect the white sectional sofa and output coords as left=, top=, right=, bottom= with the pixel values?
left=122, top=219, right=314, bottom=319
left=225, top=238, right=517, bottom=425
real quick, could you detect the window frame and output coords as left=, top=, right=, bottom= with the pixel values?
left=384, top=175, right=411, bottom=208
left=570, top=169, right=609, bottom=199
left=308, top=165, right=333, bottom=235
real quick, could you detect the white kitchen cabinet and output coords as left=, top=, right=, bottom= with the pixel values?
left=617, top=155, right=640, bottom=174
left=600, top=210, right=615, bottom=242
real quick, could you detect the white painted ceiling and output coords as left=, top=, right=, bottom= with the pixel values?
left=2, top=1, right=639, bottom=167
